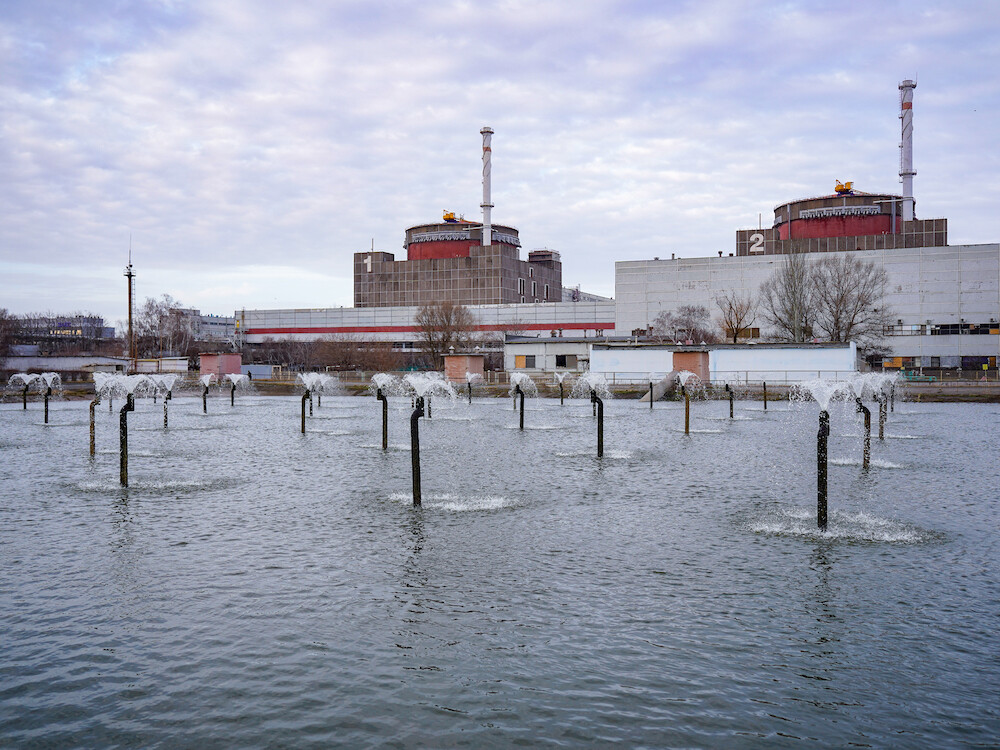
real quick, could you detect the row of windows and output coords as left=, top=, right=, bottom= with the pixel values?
left=883, top=322, right=1000, bottom=336
left=514, top=354, right=580, bottom=369
left=517, top=279, right=550, bottom=299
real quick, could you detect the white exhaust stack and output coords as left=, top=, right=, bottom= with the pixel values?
left=899, top=79, right=917, bottom=222
left=480, top=126, right=494, bottom=246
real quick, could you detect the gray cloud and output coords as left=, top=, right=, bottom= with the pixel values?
left=2, top=0, right=998, bottom=325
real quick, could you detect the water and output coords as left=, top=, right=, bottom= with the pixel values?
left=2, top=395, right=998, bottom=747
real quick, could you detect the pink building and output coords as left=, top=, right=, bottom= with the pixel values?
left=199, top=353, right=242, bottom=378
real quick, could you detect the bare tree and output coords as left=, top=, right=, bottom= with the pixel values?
left=315, top=334, right=401, bottom=372
left=651, top=304, right=718, bottom=344
left=0, top=308, right=19, bottom=364
left=414, top=300, right=476, bottom=368
left=810, top=255, right=891, bottom=348
left=134, top=295, right=196, bottom=357
left=715, top=290, right=757, bottom=343
left=759, top=253, right=814, bottom=342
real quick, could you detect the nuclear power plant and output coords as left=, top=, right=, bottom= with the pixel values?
left=240, top=80, right=999, bottom=373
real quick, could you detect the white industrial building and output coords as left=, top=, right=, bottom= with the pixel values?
left=614, top=243, right=1000, bottom=370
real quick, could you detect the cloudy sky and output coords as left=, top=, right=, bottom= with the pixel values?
left=2, top=0, right=998, bottom=329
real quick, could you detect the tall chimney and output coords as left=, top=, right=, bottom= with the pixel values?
left=899, top=79, right=917, bottom=222
left=480, top=126, right=494, bottom=246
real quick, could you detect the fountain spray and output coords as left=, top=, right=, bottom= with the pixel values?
left=377, top=387, right=388, bottom=451
left=119, top=393, right=135, bottom=486
left=855, top=397, right=871, bottom=470
left=591, top=390, right=604, bottom=458
left=515, top=384, right=525, bottom=431
left=817, top=410, right=830, bottom=530
left=410, top=396, right=424, bottom=506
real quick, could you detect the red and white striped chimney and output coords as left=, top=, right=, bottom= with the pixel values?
left=480, top=126, right=494, bottom=246
left=899, top=80, right=917, bottom=222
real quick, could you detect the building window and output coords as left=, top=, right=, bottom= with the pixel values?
left=518, top=278, right=525, bottom=294
left=528, top=267, right=534, bottom=278
left=544, top=284, right=549, bottom=300
left=555, top=354, right=577, bottom=368
left=514, top=354, right=536, bottom=369
left=531, top=280, right=537, bottom=297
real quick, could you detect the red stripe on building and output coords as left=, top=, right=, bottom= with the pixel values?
left=901, top=102, right=912, bottom=109
left=245, top=322, right=613, bottom=336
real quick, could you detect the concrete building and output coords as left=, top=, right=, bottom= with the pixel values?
left=616, top=243, right=1000, bottom=372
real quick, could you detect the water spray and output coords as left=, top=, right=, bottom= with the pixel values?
left=410, top=396, right=424, bottom=506
left=817, top=410, right=830, bottom=531
left=119, top=393, right=135, bottom=486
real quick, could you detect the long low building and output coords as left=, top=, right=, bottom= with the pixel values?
left=237, top=300, right=616, bottom=345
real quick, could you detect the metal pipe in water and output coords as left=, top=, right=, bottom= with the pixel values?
left=468, top=382, right=472, bottom=405
left=301, top=390, right=309, bottom=434
left=164, top=391, right=172, bottom=428
left=682, top=385, right=690, bottom=435
left=309, top=391, right=313, bottom=416
left=890, top=383, right=895, bottom=412
left=411, top=396, right=424, bottom=506
left=44, top=386, right=51, bottom=424
left=427, top=394, right=431, bottom=419
left=120, top=393, right=135, bottom=486
left=231, top=382, right=236, bottom=406
left=377, top=388, right=388, bottom=451
left=725, top=384, right=733, bottom=418
left=817, top=410, right=830, bottom=531
left=515, top=385, right=524, bottom=430
left=22, top=385, right=28, bottom=410
left=89, top=397, right=100, bottom=457
left=878, top=394, right=887, bottom=440
left=317, top=392, right=321, bottom=408
left=855, top=397, right=871, bottom=470
left=592, top=390, right=604, bottom=457
left=203, top=385, right=208, bottom=413
left=559, top=381, right=564, bottom=406
left=763, top=381, right=768, bottom=411
left=649, top=382, right=654, bottom=409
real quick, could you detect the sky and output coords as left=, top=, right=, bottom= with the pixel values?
left=2, top=0, right=998, bottom=330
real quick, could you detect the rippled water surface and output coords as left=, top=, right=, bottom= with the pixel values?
left=2, top=393, right=998, bottom=747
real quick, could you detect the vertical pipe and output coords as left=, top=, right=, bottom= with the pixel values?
left=683, top=385, right=690, bottom=434
left=890, top=383, right=895, bottom=412
left=726, top=384, right=733, bottom=418
left=317, top=392, right=322, bottom=408
left=411, top=396, right=424, bottom=506
left=763, top=381, right=768, bottom=411
left=377, top=388, right=388, bottom=451
left=856, top=397, right=871, bottom=470
left=649, top=382, right=654, bottom=409
left=22, top=385, right=28, bottom=410
left=44, top=386, right=51, bottom=424
left=164, top=391, right=171, bottom=428
left=90, top=397, right=100, bottom=457
left=817, top=410, right=830, bottom=531
left=468, top=382, right=472, bottom=405
left=515, top=384, right=524, bottom=430
left=309, top=391, right=313, bottom=416
left=559, top=381, right=564, bottom=406
left=120, top=393, right=135, bottom=486
left=203, top=385, right=208, bottom=413
left=301, top=390, right=309, bottom=434
left=878, top=395, right=887, bottom=440
left=427, top=394, right=432, bottom=419
left=592, top=390, right=604, bottom=458
left=231, top=382, right=236, bottom=406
